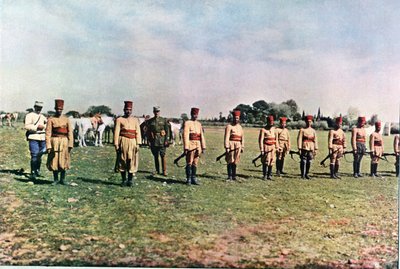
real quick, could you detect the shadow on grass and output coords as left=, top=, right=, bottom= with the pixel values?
left=14, top=177, right=53, bottom=185
left=145, top=175, right=187, bottom=185
left=77, top=177, right=121, bottom=186
left=0, top=168, right=28, bottom=177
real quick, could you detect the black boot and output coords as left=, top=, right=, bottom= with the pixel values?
left=357, top=161, right=363, bottom=178
left=191, top=166, right=199, bottom=185
left=262, top=164, right=267, bottom=180
left=305, top=162, right=311, bottom=180
left=161, top=156, right=168, bottom=176
left=30, top=160, right=37, bottom=180
left=396, top=159, right=399, bottom=177
left=300, top=161, right=305, bottom=179
left=280, top=159, right=286, bottom=175
left=154, top=155, right=160, bottom=174
left=60, top=171, right=67, bottom=185
left=353, top=162, right=358, bottom=178
left=36, top=158, right=42, bottom=177
left=127, top=173, right=133, bottom=187
left=120, top=171, right=127, bottom=186
left=276, top=160, right=281, bottom=176
left=52, top=171, right=59, bottom=185
left=267, top=165, right=273, bottom=180
left=330, top=164, right=336, bottom=179
left=370, top=163, right=374, bottom=177
left=334, top=164, right=341, bottom=179
left=185, top=165, right=192, bottom=185
left=374, top=163, right=380, bottom=178
left=232, top=164, right=237, bottom=180
left=227, top=164, right=232, bottom=180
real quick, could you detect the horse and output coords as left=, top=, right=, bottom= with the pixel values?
left=69, top=116, right=96, bottom=147
left=169, top=120, right=182, bottom=146
left=95, top=115, right=115, bottom=147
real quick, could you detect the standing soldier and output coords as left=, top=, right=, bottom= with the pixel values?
left=394, top=134, right=400, bottom=177
left=369, top=121, right=384, bottom=178
left=114, top=101, right=142, bottom=187
left=259, top=115, right=278, bottom=180
left=276, top=117, right=290, bottom=176
left=147, top=106, right=170, bottom=176
left=224, top=109, right=244, bottom=181
left=183, top=107, right=206, bottom=185
left=328, top=117, right=346, bottom=179
left=25, top=101, right=47, bottom=180
left=297, top=115, right=318, bottom=179
left=45, top=99, right=74, bottom=185
left=351, top=116, right=367, bottom=178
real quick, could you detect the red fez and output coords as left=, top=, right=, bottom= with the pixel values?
left=54, top=99, right=64, bottom=109
left=233, top=110, right=241, bottom=117
left=358, top=116, right=366, bottom=123
left=279, top=117, right=287, bottom=123
left=375, top=121, right=381, bottom=128
left=267, top=115, right=274, bottom=124
left=191, top=107, right=200, bottom=115
left=335, top=117, right=343, bottom=124
left=124, top=101, right=133, bottom=109
left=305, top=115, right=313, bottom=121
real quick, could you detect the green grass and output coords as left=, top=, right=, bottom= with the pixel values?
left=0, top=124, right=398, bottom=267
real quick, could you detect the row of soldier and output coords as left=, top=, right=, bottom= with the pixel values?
left=24, top=99, right=400, bottom=186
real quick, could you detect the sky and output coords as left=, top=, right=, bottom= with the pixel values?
left=1, top=0, right=399, bottom=121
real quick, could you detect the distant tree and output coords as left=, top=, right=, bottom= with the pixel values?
left=65, top=110, right=81, bottom=118
left=293, top=112, right=302, bottom=121
left=302, top=110, right=305, bottom=119
left=252, top=100, right=269, bottom=112
left=180, top=113, right=188, bottom=121
left=26, top=108, right=34, bottom=113
left=317, top=107, right=321, bottom=121
left=347, top=106, right=360, bottom=122
left=86, top=105, right=112, bottom=116
left=369, top=114, right=378, bottom=125
left=282, top=99, right=298, bottom=116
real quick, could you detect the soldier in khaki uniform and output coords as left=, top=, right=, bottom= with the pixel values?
left=114, top=101, right=142, bottom=187
left=183, top=107, right=206, bottom=185
left=45, top=99, right=74, bottom=185
left=25, top=101, right=47, bottom=180
left=394, top=134, right=399, bottom=177
left=259, top=115, right=278, bottom=180
left=147, top=106, right=170, bottom=176
left=351, top=116, right=367, bottom=178
left=297, top=115, right=318, bottom=179
left=328, top=117, right=346, bottom=179
left=369, top=121, right=384, bottom=178
left=276, top=117, right=290, bottom=176
left=224, top=110, right=244, bottom=181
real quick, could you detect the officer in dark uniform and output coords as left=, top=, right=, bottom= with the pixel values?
left=147, top=106, right=170, bottom=176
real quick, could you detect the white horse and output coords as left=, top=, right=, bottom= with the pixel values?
left=169, top=121, right=182, bottom=146
left=69, top=117, right=95, bottom=147
left=95, top=115, right=115, bottom=147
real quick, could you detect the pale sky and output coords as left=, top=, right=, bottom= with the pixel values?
left=1, top=0, right=399, bottom=121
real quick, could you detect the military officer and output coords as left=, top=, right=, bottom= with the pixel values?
left=25, top=101, right=47, bottom=180
left=224, top=109, right=244, bottom=181
left=276, top=117, right=290, bottom=176
left=369, top=121, right=384, bottom=178
left=183, top=107, right=206, bottom=185
left=147, top=106, right=170, bottom=176
left=259, top=115, right=278, bottom=180
left=45, top=99, right=74, bottom=185
left=351, top=116, right=367, bottom=178
left=297, top=115, right=318, bottom=179
left=114, top=101, right=142, bottom=187
left=394, top=134, right=399, bottom=177
left=328, top=117, right=346, bottom=179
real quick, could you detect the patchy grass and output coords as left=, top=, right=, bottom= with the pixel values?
left=0, top=123, right=398, bottom=267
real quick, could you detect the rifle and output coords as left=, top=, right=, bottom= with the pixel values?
left=173, top=149, right=196, bottom=167
left=289, top=150, right=300, bottom=160
left=216, top=148, right=239, bottom=162
left=319, top=149, right=340, bottom=167
left=252, top=150, right=273, bottom=167
left=114, top=149, right=121, bottom=173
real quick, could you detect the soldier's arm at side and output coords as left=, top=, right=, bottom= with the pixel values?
left=114, top=118, right=121, bottom=150
left=183, top=121, right=190, bottom=151
left=45, top=118, right=53, bottom=152
left=224, top=125, right=230, bottom=150
left=313, top=129, right=318, bottom=151
left=297, top=129, right=303, bottom=150
left=351, top=128, right=357, bottom=151
left=369, top=133, right=375, bottom=154
left=136, top=118, right=142, bottom=146
left=200, top=123, right=206, bottom=150
left=258, top=129, right=264, bottom=152
left=394, top=135, right=399, bottom=154
left=328, top=130, right=333, bottom=150
left=67, top=118, right=74, bottom=149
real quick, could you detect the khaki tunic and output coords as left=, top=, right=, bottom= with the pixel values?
left=183, top=120, right=206, bottom=166
left=370, top=132, right=384, bottom=163
left=297, top=127, right=318, bottom=151
left=259, top=127, right=278, bottom=166
left=276, top=127, right=290, bottom=160
left=45, top=115, right=74, bottom=171
left=351, top=127, right=366, bottom=150
left=114, top=116, right=142, bottom=173
left=328, top=128, right=346, bottom=164
left=224, top=123, right=244, bottom=164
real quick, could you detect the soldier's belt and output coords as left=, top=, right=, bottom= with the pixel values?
left=263, top=138, right=276, bottom=145
left=189, top=133, right=201, bottom=140
left=230, top=135, right=242, bottom=141
left=332, top=139, right=344, bottom=145
left=302, top=136, right=315, bottom=142
left=120, top=129, right=137, bottom=139
left=356, top=139, right=366, bottom=143
left=374, top=141, right=382, bottom=146
left=52, top=127, right=68, bottom=136
left=51, top=133, right=68, bottom=138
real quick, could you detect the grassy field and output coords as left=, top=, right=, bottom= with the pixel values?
left=0, top=123, right=398, bottom=268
